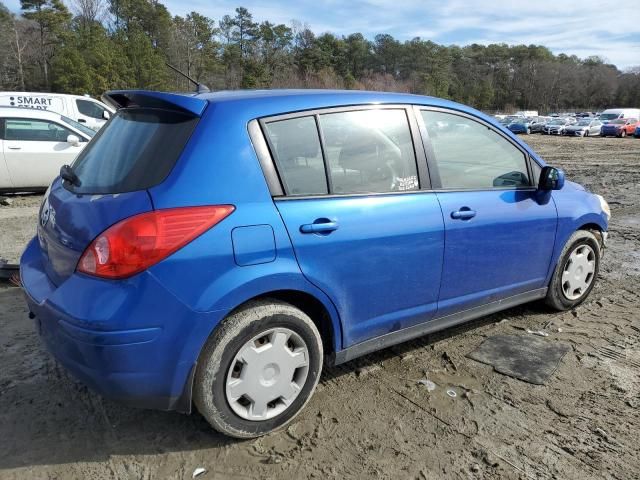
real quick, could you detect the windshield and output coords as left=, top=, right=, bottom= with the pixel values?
left=67, top=108, right=199, bottom=194
left=577, top=120, right=591, bottom=126
left=610, top=119, right=625, bottom=125
left=61, top=115, right=96, bottom=138
left=600, top=113, right=620, bottom=120
left=549, top=119, right=565, bottom=125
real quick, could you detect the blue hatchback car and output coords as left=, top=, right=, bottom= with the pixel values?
left=21, top=90, right=610, bottom=438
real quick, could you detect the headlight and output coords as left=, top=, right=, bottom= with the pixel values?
left=595, top=194, right=611, bottom=220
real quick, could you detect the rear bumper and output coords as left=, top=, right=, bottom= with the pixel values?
left=20, top=237, right=226, bottom=412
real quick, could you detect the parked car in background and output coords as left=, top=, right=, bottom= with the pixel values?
left=0, top=92, right=114, bottom=131
left=20, top=89, right=610, bottom=438
left=0, top=107, right=94, bottom=192
left=543, top=118, right=572, bottom=135
left=600, top=118, right=638, bottom=137
left=634, top=126, right=640, bottom=138
left=563, top=119, right=602, bottom=137
left=507, top=117, right=546, bottom=134
left=599, top=108, right=640, bottom=124
left=515, top=110, right=538, bottom=117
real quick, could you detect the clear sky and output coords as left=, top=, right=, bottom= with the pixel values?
left=4, top=0, right=639, bottom=69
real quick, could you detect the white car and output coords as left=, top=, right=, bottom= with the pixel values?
left=0, top=107, right=95, bottom=192
left=0, top=92, right=114, bottom=131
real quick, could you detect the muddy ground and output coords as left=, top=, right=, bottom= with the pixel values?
left=0, top=135, right=639, bottom=479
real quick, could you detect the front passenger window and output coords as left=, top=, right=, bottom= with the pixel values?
left=421, top=111, right=530, bottom=189
left=76, top=99, right=106, bottom=119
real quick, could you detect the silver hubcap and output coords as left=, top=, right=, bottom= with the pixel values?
left=225, top=328, right=309, bottom=421
left=562, top=244, right=596, bottom=300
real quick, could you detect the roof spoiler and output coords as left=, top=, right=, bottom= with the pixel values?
left=102, top=90, right=208, bottom=116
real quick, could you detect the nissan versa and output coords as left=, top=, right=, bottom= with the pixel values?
left=20, top=90, right=610, bottom=438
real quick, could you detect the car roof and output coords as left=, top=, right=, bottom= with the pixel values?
left=0, top=91, right=98, bottom=101
left=0, top=106, right=66, bottom=119
left=105, top=89, right=477, bottom=119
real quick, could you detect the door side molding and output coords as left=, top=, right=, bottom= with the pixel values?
left=329, top=287, right=547, bottom=365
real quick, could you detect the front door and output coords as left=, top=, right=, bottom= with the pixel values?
left=263, top=108, right=445, bottom=347
left=417, top=108, right=557, bottom=316
left=2, top=117, right=83, bottom=188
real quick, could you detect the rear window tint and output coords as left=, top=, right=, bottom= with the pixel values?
left=67, top=108, right=198, bottom=194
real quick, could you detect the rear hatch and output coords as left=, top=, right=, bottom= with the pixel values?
left=37, top=91, right=206, bottom=285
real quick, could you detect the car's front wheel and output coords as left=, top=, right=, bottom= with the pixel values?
left=194, top=299, right=323, bottom=438
left=546, top=230, right=601, bottom=311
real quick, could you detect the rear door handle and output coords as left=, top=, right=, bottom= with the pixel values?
left=451, top=208, right=476, bottom=220
left=300, top=220, right=338, bottom=234
left=7, top=146, right=21, bottom=150
left=77, top=118, right=87, bottom=123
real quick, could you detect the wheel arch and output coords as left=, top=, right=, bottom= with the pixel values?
left=226, top=289, right=340, bottom=359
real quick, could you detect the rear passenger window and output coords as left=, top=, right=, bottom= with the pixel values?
left=264, top=109, right=419, bottom=196
left=264, top=117, right=328, bottom=196
left=421, top=111, right=530, bottom=190
left=319, top=110, right=419, bottom=194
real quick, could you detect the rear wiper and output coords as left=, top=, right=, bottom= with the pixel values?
left=60, top=165, right=81, bottom=186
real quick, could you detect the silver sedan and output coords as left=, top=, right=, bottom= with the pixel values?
left=564, top=119, right=602, bottom=137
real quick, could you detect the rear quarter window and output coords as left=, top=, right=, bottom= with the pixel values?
left=67, top=108, right=198, bottom=194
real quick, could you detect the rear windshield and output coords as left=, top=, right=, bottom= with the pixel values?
left=66, top=108, right=198, bottom=194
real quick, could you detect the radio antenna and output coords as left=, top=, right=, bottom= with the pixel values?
left=166, top=63, right=210, bottom=94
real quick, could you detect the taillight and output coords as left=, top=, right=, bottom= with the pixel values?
left=77, top=205, right=235, bottom=279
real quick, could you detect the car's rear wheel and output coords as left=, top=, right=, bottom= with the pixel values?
left=546, top=230, right=601, bottom=311
left=584, top=130, right=589, bottom=137
left=194, top=299, right=323, bottom=438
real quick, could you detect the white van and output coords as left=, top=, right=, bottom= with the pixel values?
left=599, top=108, right=640, bottom=124
left=0, top=92, right=114, bottom=131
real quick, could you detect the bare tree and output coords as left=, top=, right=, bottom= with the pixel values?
left=71, top=0, right=106, bottom=27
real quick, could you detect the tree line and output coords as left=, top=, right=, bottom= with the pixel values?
left=1, top=0, right=639, bottom=112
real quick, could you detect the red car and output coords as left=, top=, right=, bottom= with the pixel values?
left=601, top=118, right=638, bottom=137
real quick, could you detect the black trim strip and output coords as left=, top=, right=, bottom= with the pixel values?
left=329, top=287, right=548, bottom=365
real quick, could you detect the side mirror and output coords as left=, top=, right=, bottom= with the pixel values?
left=66, top=134, right=81, bottom=147
left=103, top=110, right=111, bottom=120
left=539, top=166, right=565, bottom=191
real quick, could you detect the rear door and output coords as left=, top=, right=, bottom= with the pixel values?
left=416, top=108, right=557, bottom=316
left=263, top=106, right=445, bottom=347
left=2, top=117, right=83, bottom=188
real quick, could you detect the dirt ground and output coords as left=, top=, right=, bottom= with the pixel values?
left=0, top=135, right=639, bottom=480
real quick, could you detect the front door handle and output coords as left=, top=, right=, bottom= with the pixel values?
left=77, top=118, right=87, bottom=123
left=7, top=146, right=21, bottom=150
left=300, top=220, right=338, bottom=234
left=451, top=208, right=476, bottom=220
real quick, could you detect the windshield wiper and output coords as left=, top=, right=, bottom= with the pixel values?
left=60, top=165, right=81, bottom=186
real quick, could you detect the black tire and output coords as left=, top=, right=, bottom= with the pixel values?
left=584, top=130, right=589, bottom=137
left=193, top=299, right=323, bottom=438
left=526, top=127, right=531, bottom=135
left=545, top=230, right=601, bottom=311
